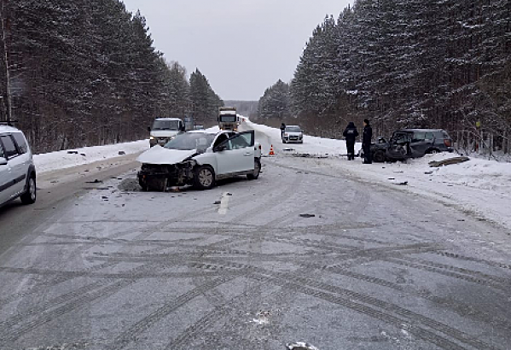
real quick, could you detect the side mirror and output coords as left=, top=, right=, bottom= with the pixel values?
left=147, top=126, right=151, bottom=132
left=214, top=145, right=226, bottom=152
left=0, top=157, right=7, bottom=166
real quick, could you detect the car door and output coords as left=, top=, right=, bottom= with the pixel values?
left=0, top=137, right=13, bottom=205
left=215, top=131, right=255, bottom=175
left=386, top=131, right=411, bottom=160
left=408, top=131, right=431, bottom=157
left=0, top=135, right=24, bottom=201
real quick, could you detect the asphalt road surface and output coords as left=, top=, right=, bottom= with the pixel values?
left=0, top=152, right=510, bottom=350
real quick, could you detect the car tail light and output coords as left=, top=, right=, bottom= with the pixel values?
left=444, top=139, right=451, bottom=147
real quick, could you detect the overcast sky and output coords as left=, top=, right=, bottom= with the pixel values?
left=121, top=0, right=352, bottom=101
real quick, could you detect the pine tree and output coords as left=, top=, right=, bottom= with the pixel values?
left=290, top=16, right=339, bottom=117
left=258, top=79, right=290, bottom=119
left=189, top=69, right=223, bottom=124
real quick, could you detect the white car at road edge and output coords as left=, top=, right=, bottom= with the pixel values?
left=137, top=130, right=262, bottom=191
left=0, top=125, right=37, bottom=208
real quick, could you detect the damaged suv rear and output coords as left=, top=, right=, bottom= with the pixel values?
left=137, top=130, right=262, bottom=191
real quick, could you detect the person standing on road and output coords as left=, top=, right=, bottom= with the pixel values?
left=362, top=119, right=373, bottom=164
left=280, top=122, right=286, bottom=137
left=343, top=122, right=359, bottom=160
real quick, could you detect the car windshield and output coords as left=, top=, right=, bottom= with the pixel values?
left=219, top=115, right=237, bottom=122
left=286, top=126, right=301, bottom=132
left=152, top=120, right=179, bottom=130
left=164, top=133, right=215, bottom=152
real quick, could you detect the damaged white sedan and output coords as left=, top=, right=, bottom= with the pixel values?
left=137, top=130, right=262, bottom=191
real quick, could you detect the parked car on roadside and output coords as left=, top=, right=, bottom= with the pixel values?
left=137, top=130, right=262, bottom=191
left=0, top=125, right=37, bottom=207
left=370, top=129, right=453, bottom=162
left=282, top=125, right=304, bottom=144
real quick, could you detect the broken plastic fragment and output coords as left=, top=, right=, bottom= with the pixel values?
left=286, top=342, right=319, bottom=350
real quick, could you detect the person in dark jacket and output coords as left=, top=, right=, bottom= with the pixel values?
left=280, top=123, right=286, bottom=137
left=343, top=122, right=359, bottom=160
left=362, top=119, right=373, bottom=164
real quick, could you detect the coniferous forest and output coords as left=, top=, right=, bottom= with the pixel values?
left=259, top=0, right=511, bottom=154
left=0, top=0, right=222, bottom=153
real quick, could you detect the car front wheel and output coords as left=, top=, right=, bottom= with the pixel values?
left=247, top=158, right=261, bottom=180
left=373, top=150, right=386, bottom=163
left=21, top=175, right=36, bottom=204
left=194, top=165, right=216, bottom=190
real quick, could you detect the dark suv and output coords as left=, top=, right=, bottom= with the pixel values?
left=370, top=129, right=453, bottom=162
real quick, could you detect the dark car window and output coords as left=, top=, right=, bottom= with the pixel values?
left=164, top=133, right=215, bottom=151
left=412, top=132, right=426, bottom=142
left=392, top=132, right=411, bottom=143
left=425, top=132, right=435, bottom=140
left=0, top=140, right=5, bottom=158
left=0, top=135, right=19, bottom=159
left=214, top=134, right=229, bottom=148
left=12, top=133, right=28, bottom=154
left=228, top=134, right=250, bottom=150
left=152, top=119, right=179, bottom=131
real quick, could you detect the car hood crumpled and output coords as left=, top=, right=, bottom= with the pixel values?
left=137, top=145, right=197, bottom=165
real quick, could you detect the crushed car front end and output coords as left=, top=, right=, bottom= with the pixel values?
left=138, top=159, right=197, bottom=191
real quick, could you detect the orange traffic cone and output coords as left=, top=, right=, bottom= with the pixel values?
left=269, top=144, right=275, bottom=156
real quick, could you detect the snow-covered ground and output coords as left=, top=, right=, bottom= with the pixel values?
left=241, top=118, right=511, bottom=230
left=33, top=140, right=149, bottom=174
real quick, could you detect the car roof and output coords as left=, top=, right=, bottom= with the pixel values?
left=154, top=118, right=182, bottom=121
left=186, top=130, right=218, bottom=135
left=399, top=129, right=444, bottom=132
left=0, top=125, right=21, bottom=134
left=286, top=125, right=301, bottom=128
left=186, top=130, right=230, bottom=136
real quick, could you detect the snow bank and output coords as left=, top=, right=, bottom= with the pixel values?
left=240, top=118, right=360, bottom=156
left=339, top=152, right=511, bottom=230
left=242, top=117, right=511, bottom=230
left=34, top=140, right=148, bottom=174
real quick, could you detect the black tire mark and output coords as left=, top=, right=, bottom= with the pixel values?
left=3, top=278, right=136, bottom=342
left=254, top=272, right=495, bottom=350
left=385, top=257, right=509, bottom=292
left=434, top=251, right=511, bottom=271
left=0, top=265, right=244, bottom=280
left=0, top=258, right=182, bottom=341
left=108, top=276, right=239, bottom=350
left=164, top=277, right=290, bottom=350
left=298, top=262, right=511, bottom=334
left=249, top=273, right=471, bottom=350
left=0, top=281, right=105, bottom=334
left=190, top=259, right=496, bottom=350
left=0, top=261, right=116, bottom=310
left=400, top=256, right=511, bottom=285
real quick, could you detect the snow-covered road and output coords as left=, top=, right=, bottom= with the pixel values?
left=0, top=123, right=510, bottom=350
left=241, top=118, right=511, bottom=231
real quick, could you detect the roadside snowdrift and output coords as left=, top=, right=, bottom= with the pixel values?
left=34, top=140, right=148, bottom=174
left=240, top=118, right=361, bottom=156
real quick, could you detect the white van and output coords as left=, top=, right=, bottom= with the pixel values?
left=0, top=126, right=37, bottom=207
left=149, top=118, right=185, bottom=147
